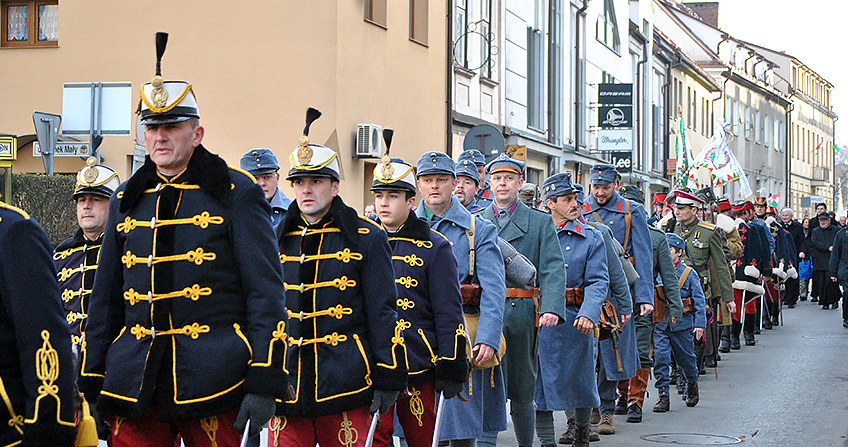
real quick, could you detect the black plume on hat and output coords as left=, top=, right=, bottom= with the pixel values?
left=303, top=108, right=322, bottom=136
left=155, top=32, right=168, bottom=76
left=382, top=129, right=394, bottom=156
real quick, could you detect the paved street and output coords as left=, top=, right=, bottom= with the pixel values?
left=494, top=299, right=848, bottom=447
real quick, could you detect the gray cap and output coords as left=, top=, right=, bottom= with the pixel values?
left=458, top=149, right=486, bottom=166
left=240, top=148, right=280, bottom=176
left=416, top=151, right=456, bottom=178
left=454, top=159, right=480, bottom=184
left=589, top=164, right=619, bottom=185
left=542, top=172, right=578, bottom=202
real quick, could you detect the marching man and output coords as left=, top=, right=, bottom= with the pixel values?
left=370, top=132, right=468, bottom=446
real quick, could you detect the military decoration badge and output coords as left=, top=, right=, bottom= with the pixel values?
left=380, top=155, right=394, bottom=180
left=150, top=75, right=168, bottom=108
left=83, top=157, right=99, bottom=183
left=297, top=136, right=312, bottom=165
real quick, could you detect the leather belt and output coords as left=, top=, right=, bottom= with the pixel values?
left=565, top=287, right=584, bottom=306
left=506, top=287, right=540, bottom=299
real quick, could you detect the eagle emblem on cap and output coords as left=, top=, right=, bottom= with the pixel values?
left=380, top=155, right=394, bottom=180
left=83, top=157, right=99, bottom=183
left=297, top=136, right=312, bottom=165
left=151, top=76, right=168, bottom=108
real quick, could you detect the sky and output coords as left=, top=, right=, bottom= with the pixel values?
left=713, top=0, right=848, bottom=144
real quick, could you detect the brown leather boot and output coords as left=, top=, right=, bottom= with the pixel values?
left=626, top=368, right=650, bottom=423
left=597, top=413, right=615, bottom=434
left=558, top=417, right=575, bottom=444
left=685, top=381, right=700, bottom=407
left=614, top=380, right=629, bottom=414
left=653, top=395, right=669, bottom=412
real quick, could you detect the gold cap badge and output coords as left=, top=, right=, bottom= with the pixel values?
left=83, top=157, right=99, bottom=183
left=380, top=155, right=394, bottom=180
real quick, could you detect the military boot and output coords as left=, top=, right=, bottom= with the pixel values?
left=685, top=381, right=700, bottom=407
left=675, top=372, right=686, bottom=394
left=614, top=381, right=628, bottom=415
left=743, top=315, right=756, bottom=346
left=589, top=407, right=600, bottom=424
left=558, top=417, right=575, bottom=444
left=718, top=326, right=731, bottom=353
left=653, top=395, right=670, bottom=413
left=573, top=424, right=591, bottom=447
left=597, top=414, right=615, bottom=435
left=730, top=320, right=742, bottom=350
left=626, top=368, right=650, bottom=423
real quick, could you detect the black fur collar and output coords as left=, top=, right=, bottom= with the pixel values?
left=389, top=211, right=431, bottom=241
left=55, top=228, right=99, bottom=252
left=120, top=144, right=231, bottom=213
left=278, top=195, right=361, bottom=246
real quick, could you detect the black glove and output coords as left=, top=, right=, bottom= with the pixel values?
left=434, top=379, right=465, bottom=400
left=369, top=389, right=400, bottom=415
left=234, top=393, right=276, bottom=438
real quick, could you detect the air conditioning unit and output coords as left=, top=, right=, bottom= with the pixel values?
left=356, top=123, right=382, bottom=158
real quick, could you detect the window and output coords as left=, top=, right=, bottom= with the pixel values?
left=481, top=0, right=494, bottom=79
left=527, top=26, right=544, bottom=130
left=764, top=114, right=769, bottom=147
left=595, top=0, right=619, bottom=52
left=2, top=0, right=57, bottom=48
left=732, top=99, right=739, bottom=135
left=775, top=118, right=782, bottom=152
left=744, top=106, right=751, bottom=140
left=548, top=0, right=564, bottom=144
left=687, top=87, right=692, bottom=128
left=455, top=0, right=468, bottom=68
left=365, top=0, right=387, bottom=28
left=409, top=0, right=428, bottom=45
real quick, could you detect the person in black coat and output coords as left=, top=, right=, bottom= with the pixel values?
left=0, top=202, right=77, bottom=446
left=827, top=225, right=848, bottom=327
left=778, top=208, right=804, bottom=308
left=810, top=213, right=840, bottom=309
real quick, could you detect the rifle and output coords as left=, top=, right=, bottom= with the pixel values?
left=598, top=300, right=623, bottom=373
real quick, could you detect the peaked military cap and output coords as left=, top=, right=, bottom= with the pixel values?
left=287, top=108, right=340, bottom=181
left=416, top=151, right=455, bottom=178
left=672, top=189, right=705, bottom=208
left=696, top=187, right=716, bottom=203
left=753, top=196, right=768, bottom=206
left=371, top=129, right=415, bottom=193
left=665, top=232, right=686, bottom=251
left=718, top=197, right=731, bottom=213
left=619, top=185, right=644, bottom=204
left=454, top=158, right=480, bottom=184
left=458, top=149, right=486, bottom=166
left=73, top=157, right=119, bottom=199
left=730, top=200, right=747, bottom=212
left=137, top=33, right=200, bottom=126
left=485, top=153, right=524, bottom=175
left=542, top=172, right=578, bottom=202
left=240, top=148, right=280, bottom=176
left=589, top=164, right=619, bottom=185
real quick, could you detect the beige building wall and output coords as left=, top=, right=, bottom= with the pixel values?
left=0, top=1, right=446, bottom=212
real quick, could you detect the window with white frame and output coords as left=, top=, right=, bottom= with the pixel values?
left=764, top=113, right=770, bottom=147
left=755, top=110, right=761, bottom=144
left=527, top=25, right=544, bottom=130
left=595, top=0, right=619, bottom=53
left=455, top=0, right=468, bottom=68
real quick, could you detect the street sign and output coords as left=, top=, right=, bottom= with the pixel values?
left=597, top=129, right=632, bottom=151
left=32, top=141, right=91, bottom=157
left=0, top=136, right=16, bottom=161
left=800, top=195, right=825, bottom=208
left=598, top=83, right=633, bottom=105
left=666, top=159, right=677, bottom=176
left=599, top=105, right=632, bottom=128
left=610, top=151, right=632, bottom=173
left=464, top=124, right=505, bottom=161
left=62, top=82, right=132, bottom=135
left=33, top=111, right=61, bottom=175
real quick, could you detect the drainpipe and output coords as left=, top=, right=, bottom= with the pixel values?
left=663, top=53, right=683, bottom=185
left=784, top=97, right=794, bottom=209
left=574, top=0, right=588, bottom=153
left=833, top=114, right=839, bottom=208
left=635, top=29, right=649, bottom=179
left=445, top=0, right=454, bottom=156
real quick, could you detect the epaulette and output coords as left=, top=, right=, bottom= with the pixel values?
left=697, top=221, right=716, bottom=231
left=0, top=202, right=30, bottom=219
left=228, top=165, right=257, bottom=183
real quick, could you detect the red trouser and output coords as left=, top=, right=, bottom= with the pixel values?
left=106, top=406, right=240, bottom=447
left=764, top=280, right=779, bottom=303
left=268, top=405, right=371, bottom=447
left=732, top=289, right=759, bottom=321
left=373, top=380, right=438, bottom=447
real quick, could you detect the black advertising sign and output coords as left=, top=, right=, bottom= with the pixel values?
left=598, top=83, right=633, bottom=105
left=610, top=151, right=632, bottom=173
left=598, top=105, right=632, bottom=128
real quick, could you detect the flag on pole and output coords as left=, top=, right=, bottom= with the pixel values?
left=693, top=126, right=754, bottom=200
left=674, top=116, right=698, bottom=189
left=768, top=193, right=781, bottom=208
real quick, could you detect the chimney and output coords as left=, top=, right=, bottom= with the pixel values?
left=684, top=2, right=719, bottom=28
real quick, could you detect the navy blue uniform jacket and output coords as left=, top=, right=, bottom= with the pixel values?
left=276, top=196, right=407, bottom=417
left=54, top=229, right=102, bottom=346
left=79, top=146, right=289, bottom=421
left=0, top=203, right=77, bottom=445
